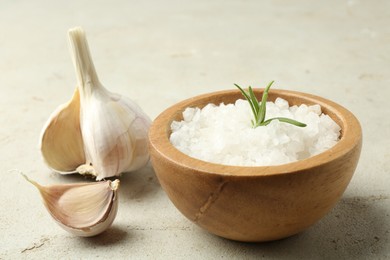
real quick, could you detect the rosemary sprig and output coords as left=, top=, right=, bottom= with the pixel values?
left=234, top=81, right=307, bottom=128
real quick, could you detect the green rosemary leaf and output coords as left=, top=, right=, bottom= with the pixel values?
left=235, top=83, right=257, bottom=122
left=261, top=117, right=307, bottom=127
left=234, top=83, right=251, bottom=101
left=235, top=80, right=306, bottom=128
left=258, top=81, right=274, bottom=125
left=248, top=86, right=260, bottom=115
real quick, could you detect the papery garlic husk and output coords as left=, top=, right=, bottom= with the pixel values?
left=23, top=174, right=120, bottom=237
left=40, top=27, right=151, bottom=180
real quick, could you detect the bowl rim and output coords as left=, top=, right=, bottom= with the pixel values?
left=148, top=88, right=362, bottom=177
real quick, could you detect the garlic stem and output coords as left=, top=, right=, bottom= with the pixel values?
left=68, top=27, right=101, bottom=97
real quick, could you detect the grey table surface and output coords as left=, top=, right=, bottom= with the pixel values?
left=1, top=0, right=389, bottom=259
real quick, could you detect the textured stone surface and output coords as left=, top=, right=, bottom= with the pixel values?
left=1, top=0, right=389, bottom=259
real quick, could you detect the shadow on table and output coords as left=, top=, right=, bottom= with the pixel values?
left=118, top=163, right=161, bottom=201
left=209, top=195, right=389, bottom=259
left=78, top=226, right=129, bottom=247
left=55, top=166, right=388, bottom=258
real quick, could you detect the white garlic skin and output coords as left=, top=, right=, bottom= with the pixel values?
left=79, top=84, right=151, bottom=180
left=38, top=26, right=151, bottom=180
left=23, top=175, right=120, bottom=237
left=67, top=26, right=151, bottom=180
left=61, top=199, right=118, bottom=237
left=39, top=89, right=86, bottom=174
left=56, top=180, right=120, bottom=237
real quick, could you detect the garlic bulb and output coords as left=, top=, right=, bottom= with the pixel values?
left=22, top=174, right=120, bottom=237
left=40, top=27, right=151, bottom=180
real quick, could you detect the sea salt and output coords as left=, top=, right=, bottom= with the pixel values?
left=170, top=98, right=341, bottom=166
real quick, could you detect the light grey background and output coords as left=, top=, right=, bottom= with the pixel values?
left=1, top=0, right=389, bottom=259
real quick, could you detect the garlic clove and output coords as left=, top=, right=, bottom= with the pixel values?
left=67, top=27, right=151, bottom=180
left=40, top=88, right=85, bottom=173
left=22, top=174, right=119, bottom=237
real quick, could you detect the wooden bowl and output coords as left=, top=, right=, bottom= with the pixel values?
left=148, top=89, right=362, bottom=242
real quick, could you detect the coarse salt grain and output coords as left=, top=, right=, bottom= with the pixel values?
left=170, top=98, right=341, bottom=166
